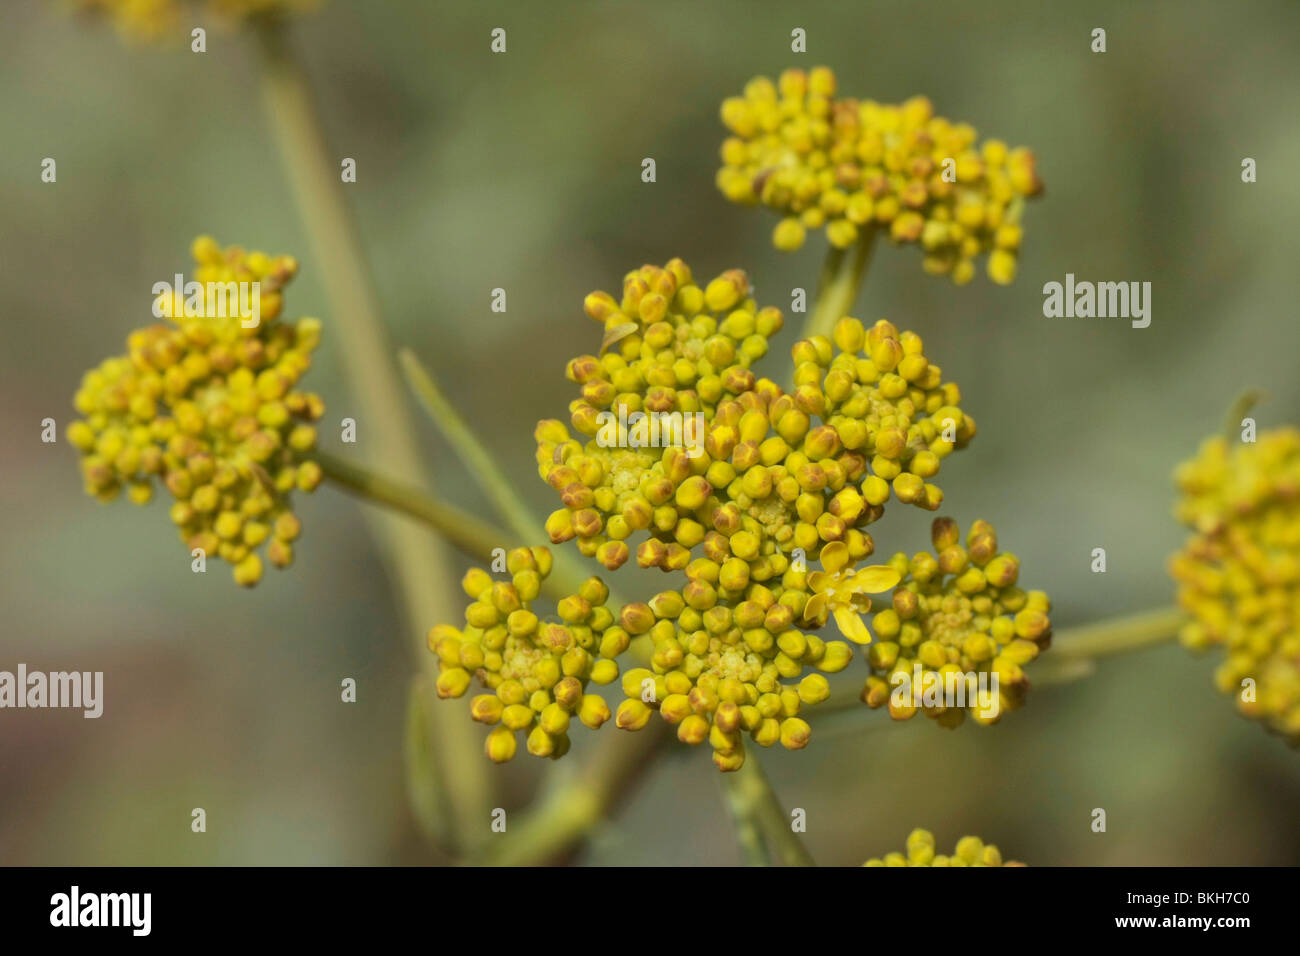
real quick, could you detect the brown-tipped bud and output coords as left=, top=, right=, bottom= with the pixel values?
left=571, top=508, right=604, bottom=538
left=937, top=545, right=969, bottom=576
left=931, top=516, right=960, bottom=551
left=470, top=695, right=504, bottom=725
left=620, top=602, right=656, bottom=635
left=596, top=540, right=630, bottom=571
left=583, top=290, right=621, bottom=322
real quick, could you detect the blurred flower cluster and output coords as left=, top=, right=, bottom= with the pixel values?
left=69, top=237, right=324, bottom=586
left=863, top=828, right=1022, bottom=866
left=716, top=67, right=1042, bottom=284
left=1170, top=428, right=1300, bottom=742
left=69, top=0, right=317, bottom=43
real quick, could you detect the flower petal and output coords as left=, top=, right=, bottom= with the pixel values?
left=847, top=564, right=901, bottom=595
left=833, top=606, right=873, bottom=645
left=820, top=541, right=849, bottom=574
left=803, top=593, right=828, bottom=624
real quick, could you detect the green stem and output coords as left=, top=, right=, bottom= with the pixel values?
left=256, top=20, right=491, bottom=854
left=721, top=768, right=771, bottom=866
left=802, top=230, right=877, bottom=343
left=1050, top=605, right=1185, bottom=661
left=398, top=348, right=541, bottom=546
left=397, top=347, right=617, bottom=602
left=317, top=451, right=510, bottom=565
left=473, top=724, right=673, bottom=866
left=729, top=748, right=815, bottom=866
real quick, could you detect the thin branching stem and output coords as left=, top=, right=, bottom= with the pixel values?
left=317, top=451, right=510, bottom=564
left=472, top=724, right=673, bottom=866
left=256, top=20, right=490, bottom=853
left=396, top=348, right=594, bottom=598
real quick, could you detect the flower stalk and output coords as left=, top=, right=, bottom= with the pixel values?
left=803, top=230, right=878, bottom=343
left=255, top=19, right=490, bottom=853
left=316, top=451, right=510, bottom=565
left=723, top=748, right=816, bottom=866
left=397, top=348, right=595, bottom=599
left=472, top=724, right=673, bottom=866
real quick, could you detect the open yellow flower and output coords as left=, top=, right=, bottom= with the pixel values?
left=802, top=541, right=900, bottom=643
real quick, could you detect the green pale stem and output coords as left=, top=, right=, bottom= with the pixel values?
left=403, top=674, right=450, bottom=852
left=802, top=229, right=878, bottom=343
left=725, top=747, right=816, bottom=866
left=398, top=347, right=617, bottom=602
left=317, top=451, right=511, bottom=565
left=256, top=20, right=490, bottom=851
left=1036, top=605, right=1185, bottom=685
left=721, top=765, right=772, bottom=866
left=472, top=724, right=673, bottom=866
left=397, top=347, right=542, bottom=548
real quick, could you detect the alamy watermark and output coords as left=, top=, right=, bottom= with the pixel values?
left=50, top=886, right=150, bottom=936
left=1042, top=273, right=1151, bottom=328
left=0, top=664, right=103, bottom=718
left=152, top=274, right=260, bottom=328
left=595, top=405, right=705, bottom=458
left=890, top=663, right=1001, bottom=720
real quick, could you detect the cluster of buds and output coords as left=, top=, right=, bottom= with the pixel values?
left=1170, top=428, right=1300, bottom=742
left=68, top=237, right=324, bottom=586
left=861, top=518, right=1052, bottom=727
left=427, top=547, right=624, bottom=763
left=70, top=0, right=319, bottom=42
left=537, top=262, right=974, bottom=589
left=611, top=568, right=867, bottom=771
left=863, top=828, right=1023, bottom=866
left=717, top=67, right=1043, bottom=284
left=501, top=258, right=1027, bottom=771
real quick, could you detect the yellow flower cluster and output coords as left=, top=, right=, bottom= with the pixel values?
left=68, top=236, right=324, bottom=586
left=1170, top=428, right=1300, bottom=742
left=428, top=547, right=624, bottom=763
left=69, top=0, right=318, bottom=43
left=611, top=564, right=871, bottom=771
left=864, top=828, right=1023, bottom=866
left=537, top=264, right=974, bottom=588
left=861, top=518, right=1051, bottom=727
left=437, top=255, right=1048, bottom=770
left=717, top=67, right=1043, bottom=284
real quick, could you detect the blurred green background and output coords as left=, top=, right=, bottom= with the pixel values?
left=3, top=0, right=1299, bottom=865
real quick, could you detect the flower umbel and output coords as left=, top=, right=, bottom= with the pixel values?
left=428, top=547, right=625, bottom=763
left=519, top=260, right=988, bottom=770
left=864, top=828, right=1023, bottom=866
left=861, top=517, right=1052, bottom=727
left=68, top=236, right=324, bottom=586
left=613, top=576, right=858, bottom=772
left=717, top=67, right=1043, bottom=284
left=1170, top=428, right=1300, bottom=742
left=538, top=264, right=974, bottom=585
